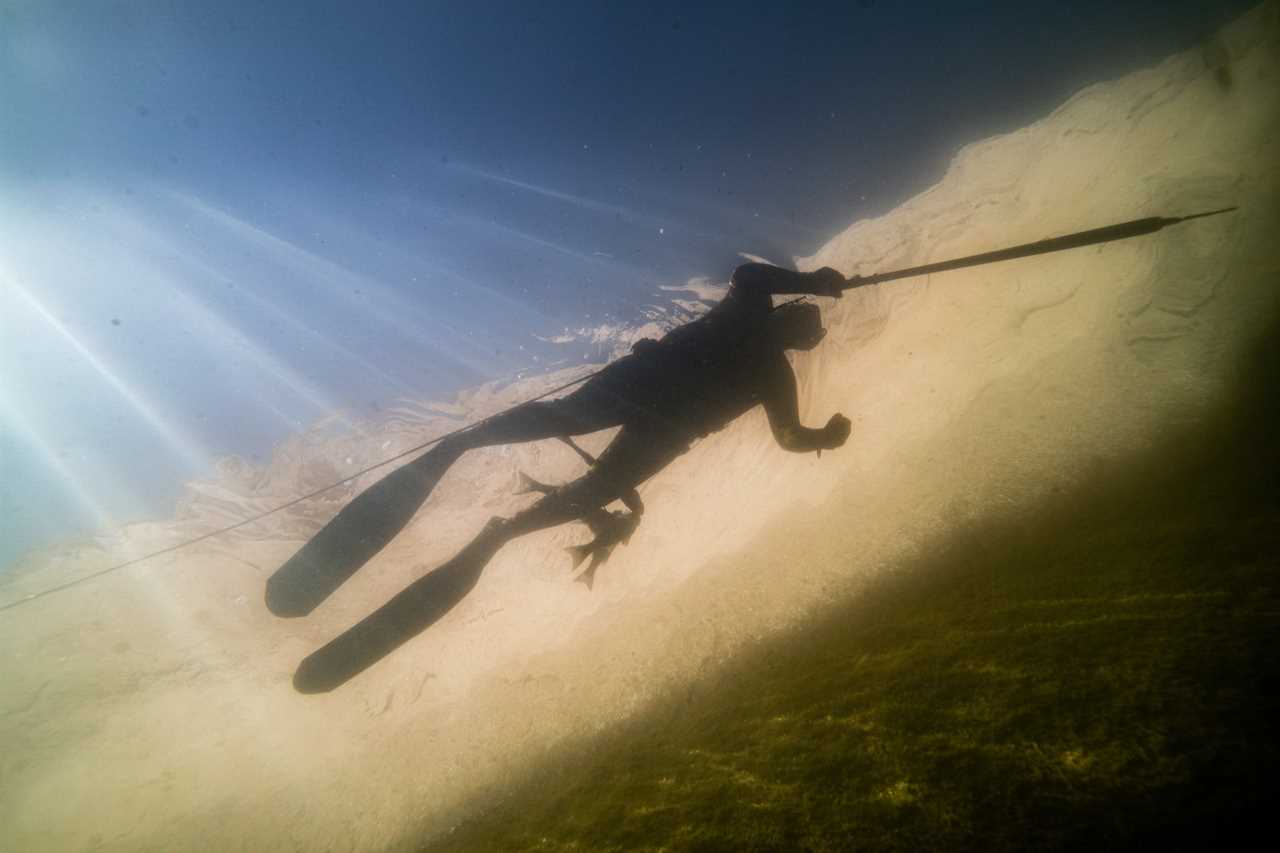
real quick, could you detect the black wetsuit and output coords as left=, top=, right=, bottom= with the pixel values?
left=442, top=262, right=837, bottom=487
left=267, top=263, right=843, bottom=624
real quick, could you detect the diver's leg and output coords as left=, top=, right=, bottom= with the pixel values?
left=290, top=426, right=685, bottom=692
left=444, top=362, right=644, bottom=454
left=266, top=378, right=633, bottom=618
left=293, top=455, right=637, bottom=692
left=502, top=425, right=682, bottom=539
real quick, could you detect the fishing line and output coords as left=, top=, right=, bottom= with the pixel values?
left=0, top=366, right=609, bottom=614
left=1, top=206, right=1234, bottom=614
left=0, top=297, right=818, bottom=613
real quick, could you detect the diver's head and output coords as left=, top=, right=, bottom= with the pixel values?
left=769, top=301, right=827, bottom=351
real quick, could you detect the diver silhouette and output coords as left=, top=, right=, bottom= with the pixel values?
left=269, top=263, right=853, bottom=692
left=255, top=208, right=1236, bottom=691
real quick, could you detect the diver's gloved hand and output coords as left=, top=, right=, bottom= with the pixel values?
left=811, top=267, right=848, bottom=298
left=819, top=413, right=852, bottom=450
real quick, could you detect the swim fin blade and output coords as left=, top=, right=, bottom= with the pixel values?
left=292, top=526, right=501, bottom=693
left=266, top=448, right=456, bottom=619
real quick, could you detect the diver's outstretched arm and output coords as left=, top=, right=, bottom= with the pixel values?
left=759, top=351, right=851, bottom=454
left=730, top=263, right=847, bottom=300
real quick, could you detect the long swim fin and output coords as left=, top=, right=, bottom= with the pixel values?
left=266, top=445, right=459, bottom=618
left=292, top=521, right=506, bottom=693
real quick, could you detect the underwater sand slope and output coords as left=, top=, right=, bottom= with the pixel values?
left=2, top=4, right=1278, bottom=851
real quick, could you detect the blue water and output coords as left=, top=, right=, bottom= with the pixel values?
left=0, top=0, right=1254, bottom=571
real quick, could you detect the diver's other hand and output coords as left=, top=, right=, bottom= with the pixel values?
left=811, top=267, right=847, bottom=298
left=820, top=413, right=852, bottom=450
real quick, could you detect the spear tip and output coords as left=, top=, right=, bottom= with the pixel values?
left=1170, top=206, right=1238, bottom=224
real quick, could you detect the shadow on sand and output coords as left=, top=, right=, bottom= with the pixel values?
left=417, top=311, right=1280, bottom=850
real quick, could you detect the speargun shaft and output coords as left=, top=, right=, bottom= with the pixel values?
left=844, top=207, right=1238, bottom=290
